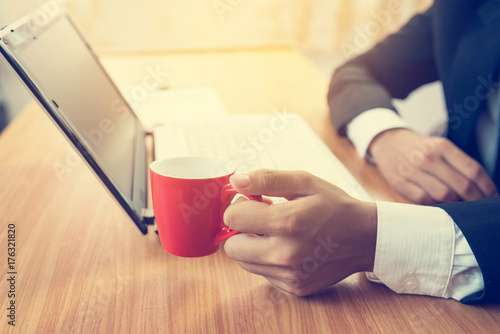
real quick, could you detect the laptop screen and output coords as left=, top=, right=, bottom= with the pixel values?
left=19, top=16, right=137, bottom=198
left=0, top=12, right=149, bottom=234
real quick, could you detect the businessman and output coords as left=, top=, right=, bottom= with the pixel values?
left=224, top=0, right=500, bottom=304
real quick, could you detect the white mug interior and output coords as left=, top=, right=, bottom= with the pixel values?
left=150, top=156, right=236, bottom=179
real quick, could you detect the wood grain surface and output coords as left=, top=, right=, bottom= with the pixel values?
left=1, top=47, right=499, bottom=333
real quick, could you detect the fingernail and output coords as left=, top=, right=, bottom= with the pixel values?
left=230, top=174, right=250, bottom=188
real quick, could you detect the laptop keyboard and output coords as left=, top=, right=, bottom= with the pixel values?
left=154, top=115, right=282, bottom=173
left=153, top=114, right=372, bottom=201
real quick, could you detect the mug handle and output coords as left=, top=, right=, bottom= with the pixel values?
left=214, top=184, right=263, bottom=244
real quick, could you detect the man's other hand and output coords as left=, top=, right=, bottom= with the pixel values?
left=369, top=128, right=498, bottom=205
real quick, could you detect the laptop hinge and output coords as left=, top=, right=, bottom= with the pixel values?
left=142, top=208, right=155, bottom=225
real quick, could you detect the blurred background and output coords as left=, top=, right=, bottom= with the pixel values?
left=0, top=0, right=434, bottom=133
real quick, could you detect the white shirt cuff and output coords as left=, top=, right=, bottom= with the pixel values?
left=371, top=201, right=483, bottom=300
left=346, top=108, right=412, bottom=159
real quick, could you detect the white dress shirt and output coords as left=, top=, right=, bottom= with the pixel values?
left=346, top=105, right=499, bottom=300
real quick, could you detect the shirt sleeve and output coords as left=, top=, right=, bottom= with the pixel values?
left=346, top=108, right=412, bottom=159
left=371, top=201, right=484, bottom=300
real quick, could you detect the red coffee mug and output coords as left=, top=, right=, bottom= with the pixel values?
left=150, top=156, right=261, bottom=257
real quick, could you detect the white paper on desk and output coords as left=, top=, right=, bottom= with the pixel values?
left=120, top=86, right=229, bottom=129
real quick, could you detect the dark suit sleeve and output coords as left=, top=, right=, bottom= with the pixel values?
left=328, top=6, right=439, bottom=135
left=436, top=197, right=500, bottom=303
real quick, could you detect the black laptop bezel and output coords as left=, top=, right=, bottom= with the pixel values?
left=0, top=10, right=149, bottom=235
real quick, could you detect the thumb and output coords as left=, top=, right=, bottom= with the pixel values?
left=229, top=169, right=317, bottom=198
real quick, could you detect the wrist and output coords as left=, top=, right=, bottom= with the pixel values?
left=346, top=108, right=411, bottom=160
left=368, top=128, right=411, bottom=160
left=354, top=200, right=377, bottom=273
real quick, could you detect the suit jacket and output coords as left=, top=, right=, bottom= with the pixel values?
left=328, top=0, right=500, bottom=303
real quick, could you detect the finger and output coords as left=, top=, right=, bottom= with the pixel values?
left=225, top=201, right=271, bottom=235
left=405, top=169, right=460, bottom=203
left=232, top=195, right=274, bottom=205
left=392, top=179, right=436, bottom=205
left=224, top=233, right=279, bottom=265
left=261, top=197, right=275, bottom=205
left=230, top=169, right=319, bottom=199
left=224, top=200, right=274, bottom=235
left=442, top=145, right=498, bottom=197
left=236, top=261, right=293, bottom=281
left=224, top=198, right=304, bottom=236
left=422, top=158, right=484, bottom=201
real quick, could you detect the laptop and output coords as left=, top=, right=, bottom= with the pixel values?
left=0, top=9, right=370, bottom=236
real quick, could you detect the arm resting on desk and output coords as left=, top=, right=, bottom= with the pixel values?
left=373, top=201, right=485, bottom=302
left=327, top=7, right=437, bottom=135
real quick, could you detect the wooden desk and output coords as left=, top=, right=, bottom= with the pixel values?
left=1, top=47, right=499, bottom=333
